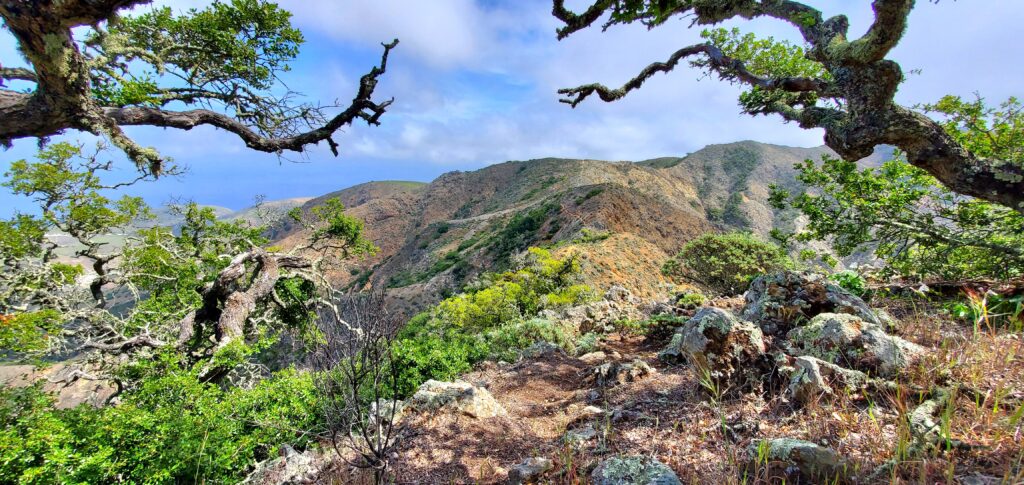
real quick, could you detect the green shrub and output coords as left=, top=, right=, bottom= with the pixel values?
left=391, top=248, right=593, bottom=397
left=485, top=318, right=575, bottom=361
left=662, top=232, right=792, bottom=295
left=829, top=270, right=868, bottom=298
left=0, top=359, right=319, bottom=484
left=673, top=292, right=707, bottom=309
left=575, top=332, right=601, bottom=355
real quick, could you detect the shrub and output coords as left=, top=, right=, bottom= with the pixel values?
left=391, top=248, right=593, bottom=397
left=662, top=232, right=792, bottom=295
left=673, top=292, right=707, bottom=309
left=829, top=270, right=868, bottom=298
left=0, top=361, right=319, bottom=484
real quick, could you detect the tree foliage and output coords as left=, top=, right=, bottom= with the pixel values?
left=662, top=231, right=792, bottom=295
left=0, top=0, right=398, bottom=174
left=551, top=0, right=1024, bottom=212
left=771, top=95, right=1024, bottom=282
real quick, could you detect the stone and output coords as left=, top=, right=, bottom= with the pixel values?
left=579, top=351, right=608, bottom=365
left=786, top=313, right=924, bottom=377
left=591, top=359, right=654, bottom=388
left=242, top=444, right=323, bottom=484
left=745, top=438, right=853, bottom=484
left=508, top=457, right=554, bottom=485
left=664, top=307, right=767, bottom=394
left=406, top=380, right=506, bottom=419
left=563, top=424, right=598, bottom=448
left=742, top=271, right=882, bottom=336
left=521, top=341, right=564, bottom=359
left=591, top=456, right=682, bottom=485
left=786, top=355, right=869, bottom=405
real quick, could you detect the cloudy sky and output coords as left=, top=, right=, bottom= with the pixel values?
left=2, top=0, right=1022, bottom=213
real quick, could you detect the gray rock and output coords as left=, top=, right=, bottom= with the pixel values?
left=563, top=424, right=598, bottom=448
left=742, top=271, right=882, bottom=336
left=521, top=341, right=564, bottom=359
left=591, top=456, right=682, bottom=485
left=592, top=359, right=654, bottom=388
left=242, top=445, right=323, bottom=485
left=407, top=380, right=506, bottom=419
left=787, top=313, right=924, bottom=377
left=787, top=355, right=869, bottom=405
left=664, top=307, right=767, bottom=394
left=508, top=457, right=553, bottom=485
left=745, top=438, right=853, bottom=484
left=579, top=351, right=609, bottom=365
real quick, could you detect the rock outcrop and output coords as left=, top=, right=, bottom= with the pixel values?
left=787, top=313, right=924, bottom=377
left=661, top=307, right=767, bottom=394
left=406, top=380, right=506, bottom=419
left=745, top=438, right=853, bottom=484
left=591, top=455, right=682, bottom=485
left=742, top=271, right=882, bottom=336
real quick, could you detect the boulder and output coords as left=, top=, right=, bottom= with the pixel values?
left=242, top=445, right=323, bottom=485
left=786, top=313, right=924, bottom=377
left=508, top=457, right=553, bottom=485
left=563, top=424, right=598, bottom=448
left=406, top=380, right=506, bottom=419
left=745, top=438, right=853, bottom=484
left=742, top=271, right=882, bottom=336
left=663, top=307, right=767, bottom=394
left=786, top=355, right=870, bottom=405
left=591, top=359, right=654, bottom=388
left=591, top=456, right=682, bottom=485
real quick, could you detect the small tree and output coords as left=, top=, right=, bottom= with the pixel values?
left=551, top=1, right=1024, bottom=212
left=662, top=231, right=791, bottom=295
left=0, top=1, right=398, bottom=175
left=312, top=292, right=404, bottom=485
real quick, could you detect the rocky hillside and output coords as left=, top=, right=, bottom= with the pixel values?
left=271, top=141, right=891, bottom=316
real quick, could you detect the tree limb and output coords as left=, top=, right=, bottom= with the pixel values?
left=0, top=66, right=36, bottom=83
left=558, top=42, right=829, bottom=107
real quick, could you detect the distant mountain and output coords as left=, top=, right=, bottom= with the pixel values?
left=270, top=141, right=893, bottom=317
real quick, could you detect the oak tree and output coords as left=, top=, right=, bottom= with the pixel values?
left=552, top=0, right=1024, bottom=213
left=0, top=0, right=398, bottom=175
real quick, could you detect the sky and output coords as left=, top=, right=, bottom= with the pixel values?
left=1, top=0, right=1022, bottom=213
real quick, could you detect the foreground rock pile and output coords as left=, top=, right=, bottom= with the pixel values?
left=661, top=271, right=924, bottom=407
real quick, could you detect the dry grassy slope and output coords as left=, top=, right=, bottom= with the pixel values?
left=269, top=141, right=893, bottom=315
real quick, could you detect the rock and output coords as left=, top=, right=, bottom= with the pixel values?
left=521, top=341, right=564, bottom=359
left=0, top=363, right=116, bottom=409
left=742, top=271, right=882, bottom=336
left=591, top=455, right=682, bottom=485
left=368, top=399, right=406, bottom=428
left=657, top=331, right=686, bottom=363
left=605, top=284, right=637, bottom=303
left=579, top=351, right=608, bottom=365
left=786, top=356, right=869, bottom=405
left=745, top=438, right=853, bottom=484
left=508, top=457, right=554, bottom=485
left=407, top=380, right=506, bottom=419
left=242, top=445, right=323, bottom=484
left=591, top=359, right=654, bottom=388
left=786, top=313, right=924, bottom=377
left=664, top=307, right=767, bottom=394
left=563, top=424, right=598, bottom=448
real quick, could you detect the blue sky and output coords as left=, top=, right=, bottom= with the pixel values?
left=2, top=0, right=1023, bottom=213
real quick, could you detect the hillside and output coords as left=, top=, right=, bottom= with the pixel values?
left=271, top=141, right=892, bottom=316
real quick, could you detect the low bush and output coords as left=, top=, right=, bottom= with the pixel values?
left=829, top=270, right=868, bottom=298
left=0, top=356, right=319, bottom=484
left=662, top=232, right=792, bottom=295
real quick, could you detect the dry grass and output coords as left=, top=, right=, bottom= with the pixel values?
left=373, top=295, right=1024, bottom=484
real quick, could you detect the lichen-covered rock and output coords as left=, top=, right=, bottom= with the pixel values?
left=242, top=445, right=324, bottom=485
left=591, top=455, right=682, bottom=485
left=786, top=355, right=870, bottom=405
left=591, top=359, right=654, bottom=388
left=563, top=424, right=598, bottom=448
left=664, top=307, right=767, bottom=393
left=549, top=288, right=647, bottom=333
left=521, top=341, right=565, bottom=359
left=745, top=438, right=853, bottom=484
left=508, top=457, right=553, bottom=485
left=786, top=313, right=924, bottom=377
left=742, top=271, right=882, bottom=336
left=406, top=380, right=506, bottom=418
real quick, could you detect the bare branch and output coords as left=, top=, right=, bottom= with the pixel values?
left=0, top=66, right=36, bottom=83
left=558, top=42, right=828, bottom=108
left=103, top=40, right=399, bottom=159
left=552, top=0, right=614, bottom=40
